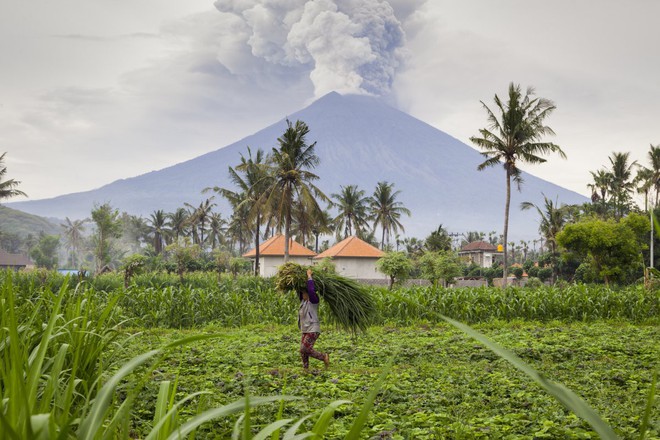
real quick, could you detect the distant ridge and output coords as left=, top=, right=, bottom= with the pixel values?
left=8, top=92, right=588, bottom=240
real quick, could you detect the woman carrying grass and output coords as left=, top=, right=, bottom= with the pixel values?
left=298, top=269, right=330, bottom=371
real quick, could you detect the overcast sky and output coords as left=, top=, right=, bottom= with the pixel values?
left=2, top=0, right=659, bottom=202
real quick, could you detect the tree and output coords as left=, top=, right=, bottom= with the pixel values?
left=425, top=224, right=453, bottom=252
left=30, top=234, right=59, bottom=269
left=556, top=213, right=649, bottom=285
left=90, top=203, right=123, bottom=273
left=121, top=254, right=147, bottom=288
left=185, top=197, right=216, bottom=248
left=369, top=181, right=411, bottom=249
left=419, top=250, right=463, bottom=287
left=148, top=210, right=167, bottom=255
left=606, top=152, right=637, bottom=219
left=520, top=194, right=569, bottom=283
left=587, top=169, right=613, bottom=217
left=207, top=212, right=226, bottom=250
left=470, top=83, right=566, bottom=287
left=0, top=152, right=27, bottom=203
left=376, top=251, right=412, bottom=289
left=167, top=208, right=189, bottom=243
left=60, top=217, right=89, bottom=268
left=210, top=147, right=272, bottom=274
left=331, top=184, right=370, bottom=239
left=262, top=119, right=328, bottom=262
left=166, top=239, right=201, bottom=283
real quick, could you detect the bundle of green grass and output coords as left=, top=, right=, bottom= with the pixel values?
left=275, top=262, right=376, bottom=334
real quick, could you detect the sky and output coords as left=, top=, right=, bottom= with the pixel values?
left=2, top=0, right=659, bottom=203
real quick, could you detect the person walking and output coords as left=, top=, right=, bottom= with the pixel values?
left=298, top=268, right=329, bottom=371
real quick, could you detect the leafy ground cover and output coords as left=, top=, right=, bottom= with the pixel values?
left=123, top=321, right=659, bottom=439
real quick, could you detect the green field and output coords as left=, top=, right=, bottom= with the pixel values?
left=123, top=322, right=658, bottom=439
left=1, top=271, right=658, bottom=439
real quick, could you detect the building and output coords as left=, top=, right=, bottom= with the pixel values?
left=458, top=241, right=503, bottom=268
left=242, top=234, right=317, bottom=277
left=0, top=248, right=34, bottom=271
left=313, top=235, right=386, bottom=280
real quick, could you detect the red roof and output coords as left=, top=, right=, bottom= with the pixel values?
left=314, top=236, right=384, bottom=259
left=460, top=241, right=498, bottom=251
left=242, top=234, right=316, bottom=257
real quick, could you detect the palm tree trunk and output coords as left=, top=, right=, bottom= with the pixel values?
left=255, top=211, right=261, bottom=276
left=284, top=210, right=291, bottom=263
left=502, top=171, right=511, bottom=287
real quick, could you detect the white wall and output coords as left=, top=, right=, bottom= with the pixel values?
left=259, top=256, right=315, bottom=277
left=332, top=257, right=386, bottom=280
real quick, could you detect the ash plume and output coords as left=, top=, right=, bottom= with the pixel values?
left=214, top=0, right=407, bottom=97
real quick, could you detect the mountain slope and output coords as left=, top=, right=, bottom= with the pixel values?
left=8, top=92, right=588, bottom=240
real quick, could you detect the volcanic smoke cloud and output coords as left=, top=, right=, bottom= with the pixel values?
left=214, top=0, right=406, bottom=97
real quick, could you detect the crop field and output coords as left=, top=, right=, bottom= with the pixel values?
left=125, top=321, right=658, bottom=439
left=1, top=270, right=658, bottom=439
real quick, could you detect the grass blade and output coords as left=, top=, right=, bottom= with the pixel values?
left=166, top=396, right=299, bottom=440
left=344, top=357, right=394, bottom=440
left=311, top=400, right=352, bottom=436
left=638, top=367, right=658, bottom=440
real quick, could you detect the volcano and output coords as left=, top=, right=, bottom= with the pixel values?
left=8, top=92, right=587, bottom=240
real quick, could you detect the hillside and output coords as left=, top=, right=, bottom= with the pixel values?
left=0, top=206, right=62, bottom=238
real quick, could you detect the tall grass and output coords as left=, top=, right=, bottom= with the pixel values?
left=0, top=273, right=126, bottom=437
left=3, top=270, right=658, bottom=330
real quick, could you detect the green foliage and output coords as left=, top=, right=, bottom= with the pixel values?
left=557, top=214, right=649, bottom=284
left=376, top=251, right=412, bottom=288
left=124, top=322, right=658, bottom=439
left=230, top=257, right=251, bottom=277
left=424, top=224, right=452, bottom=252
left=165, top=240, right=201, bottom=282
left=121, top=254, right=147, bottom=287
left=419, top=250, right=463, bottom=287
left=91, top=202, right=123, bottom=273
left=524, top=277, right=544, bottom=289
left=315, top=257, right=337, bottom=274
left=510, top=266, right=524, bottom=280
left=29, top=234, right=60, bottom=269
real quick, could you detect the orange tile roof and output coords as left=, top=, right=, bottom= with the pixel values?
left=314, top=236, right=384, bottom=259
left=242, top=234, right=317, bottom=257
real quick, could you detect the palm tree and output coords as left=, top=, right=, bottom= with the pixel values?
left=607, top=152, right=637, bottom=219
left=207, top=212, right=226, bottom=250
left=521, top=194, right=568, bottom=282
left=587, top=169, right=613, bottom=217
left=60, top=217, right=89, bottom=268
left=167, top=208, right=189, bottom=244
left=185, top=197, right=216, bottom=248
left=331, top=184, right=370, bottom=239
left=209, top=147, right=272, bottom=275
left=148, top=210, right=167, bottom=255
left=470, top=83, right=566, bottom=286
left=261, top=119, right=328, bottom=262
left=368, top=181, right=411, bottom=249
left=635, top=144, right=660, bottom=211
left=0, top=153, right=27, bottom=202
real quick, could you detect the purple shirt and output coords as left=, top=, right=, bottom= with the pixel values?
left=307, top=279, right=319, bottom=304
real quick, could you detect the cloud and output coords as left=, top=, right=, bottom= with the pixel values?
left=213, top=0, right=407, bottom=97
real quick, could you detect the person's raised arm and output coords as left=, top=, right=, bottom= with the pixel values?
left=307, top=269, right=319, bottom=304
